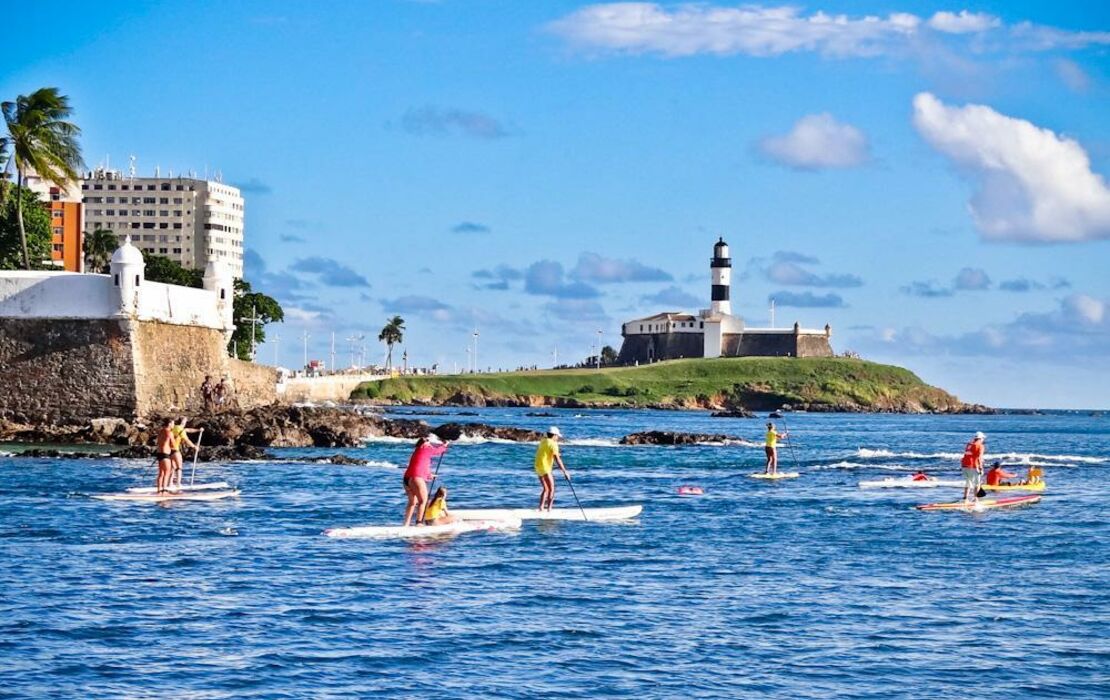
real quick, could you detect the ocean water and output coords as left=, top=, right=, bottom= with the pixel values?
left=2, top=409, right=1108, bottom=699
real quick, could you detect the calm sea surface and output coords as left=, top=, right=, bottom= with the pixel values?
left=2, top=409, right=1108, bottom=699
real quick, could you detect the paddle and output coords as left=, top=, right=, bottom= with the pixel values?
left=562, top=470, right=589, bottom=522
left=779, top=413, right=803, bottom=474
left=189, top=428, right=204, bottom=486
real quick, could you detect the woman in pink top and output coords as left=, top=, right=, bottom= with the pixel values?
left=402, top=435, right=449, bottom=526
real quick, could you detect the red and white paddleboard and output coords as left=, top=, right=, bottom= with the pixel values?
left=916, top=494, right=1041, bottom=512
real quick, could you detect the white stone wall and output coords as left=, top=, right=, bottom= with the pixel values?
left=0, top=271, right=230, bottom=331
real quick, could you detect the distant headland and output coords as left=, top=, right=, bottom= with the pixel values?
left=351, top=357, right=991, bottom=414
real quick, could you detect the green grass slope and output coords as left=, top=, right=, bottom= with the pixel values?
left=351, top=357, right=969, bottom=412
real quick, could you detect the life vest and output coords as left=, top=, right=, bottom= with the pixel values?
left=961, top=440, right=981, bottom=468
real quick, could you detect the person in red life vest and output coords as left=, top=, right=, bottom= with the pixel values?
left=402, top=434, right=449, bottom=526
left=911, top=470, right=931, bottom=482
left=985, top=461, right=1018, bottom=487
left=960, top=431, right=986, bottom=503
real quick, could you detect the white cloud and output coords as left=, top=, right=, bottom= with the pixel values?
left=548, top=3, right=920, bottom=58
left=863, top=293, right=1110, bottom=361
left=927, top=11, right=1000, bottom=34
left=954, top=267, right=991, bottom=291
left=549, top=4, right=1109, bottom=59
left=1054, top=58, right=1091, bottom=93
left=1010, top=22, right=1110, bottom=51
left=912, top=92, right=1110, bottom=243
left=758, top=113, right=870, bottom=170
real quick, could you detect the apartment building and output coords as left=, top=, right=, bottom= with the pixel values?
left=24, top=173, right=84, bottom=272
left=80, top=168, right=244, bottom=277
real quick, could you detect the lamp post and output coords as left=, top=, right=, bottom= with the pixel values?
left=596, top=329, right=603, bottom=369
left=472, top=330, right=480, bottom=374
left=300, top=330, right=310, bottom=372
left=238, top=304, right=265, bottom=361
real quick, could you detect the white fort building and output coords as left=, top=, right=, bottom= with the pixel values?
left=617, top=238, right=833, bottom=364
left=81, top=167, right=245, bottom=277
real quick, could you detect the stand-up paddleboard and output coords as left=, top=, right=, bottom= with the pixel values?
left=451, top=505, right=643, bottom=522
left=916, top=494, right=1041, bottom=512
left=859, top=477, right=964, bottom=489
left=94, top=489, right=241, bottom=502
left=748, top=472, right=799, bottom=480
left=127, top=481, right=231, bottom=494
left=983, top=482, right=1046, bottom=493
left=324, top=517, right=522, bottom=539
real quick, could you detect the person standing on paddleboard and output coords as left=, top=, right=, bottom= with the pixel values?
left=155, top=418, right=176, bottom=494
left=169, top=418, right=200, bottom=491
left=403, top=434, right=449, bottom=526
left=535, top=426, right=570, bottom=511
left=961, top=431, right=986, bottom=504
left=765, top=423, right=787, bottom=475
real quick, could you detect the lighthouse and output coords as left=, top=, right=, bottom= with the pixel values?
left=710, top=237, right=732, bottom=316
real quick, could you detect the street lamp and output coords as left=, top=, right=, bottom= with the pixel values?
left=472, top=330, right=480, bottom=374
left=596, top=329, right=603, bottom=369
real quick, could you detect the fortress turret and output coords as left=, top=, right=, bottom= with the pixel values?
left=203, top=259, right=235, bottom=339
left=110, top=236, right=145, bottom=316
left=710, top=237, right=731, bottom=316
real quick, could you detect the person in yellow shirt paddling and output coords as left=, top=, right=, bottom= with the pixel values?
left=764, top=422, right=788, bottom=475
left=535, top=426, right=570, bottom=511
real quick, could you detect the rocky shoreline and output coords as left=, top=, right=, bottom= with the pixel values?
left=0, top=400, right=994, bottom=459
left=0, top=404, right=765, bottom=457
left=369, top=391, right=994, bottom=415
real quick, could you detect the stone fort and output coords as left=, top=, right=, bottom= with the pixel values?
left=618, top=238, right=833, bottom=364
left=0, top=238, right=276, bottom=424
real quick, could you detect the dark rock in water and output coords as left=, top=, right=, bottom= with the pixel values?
left=301, top=454, right=368, bottom=466
left=711, top=409, right=756, bottom=419
left=620, top=431, right=739, bottom=446
left=525, top=412, right=558, bottom=418
left=768, top=411, right=783, bottom=418
left=430, top=422, right=544, bottom=443
left=454, top=411, right=480, bottom=416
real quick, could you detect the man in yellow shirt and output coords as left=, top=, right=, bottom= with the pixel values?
left=765, top=422, right=787, bottom=475
left=535, top=426, right=570, bottom=511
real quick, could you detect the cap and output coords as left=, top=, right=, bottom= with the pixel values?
left=548, top=426, right=562, bottom=437
left=975, top=431, right=986, bottom=440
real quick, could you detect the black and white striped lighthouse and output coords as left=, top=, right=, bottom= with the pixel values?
left=710, top=237, right=732, bottom=316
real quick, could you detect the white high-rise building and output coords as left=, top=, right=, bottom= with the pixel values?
left=80, top=167, right=244, bottom=277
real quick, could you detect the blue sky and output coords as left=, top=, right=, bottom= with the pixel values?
left=4, top=1, right=1109, bottom=408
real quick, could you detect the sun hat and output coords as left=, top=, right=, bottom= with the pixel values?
left=548, top=426, right=562, bottom=438
left=975, top=431, right=986, bottom=440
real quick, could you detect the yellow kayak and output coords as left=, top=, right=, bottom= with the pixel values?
left=983, top=482, right=1046, bottom=493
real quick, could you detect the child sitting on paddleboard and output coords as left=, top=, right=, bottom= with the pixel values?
left=423, top=487, right=456, bottom=526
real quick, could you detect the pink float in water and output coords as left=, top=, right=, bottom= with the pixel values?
left=677, top=485, right=704, bottom=496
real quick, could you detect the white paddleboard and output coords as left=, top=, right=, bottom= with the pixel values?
left=859, top=477, right=965, bottom=489
left=749, top=472, right=800, bottom=480
left=451, top=505, right=643, bottom=522
left=324, top=517, right=521, bottom=539
left=94, top=489, right=241, bottom=502
left=127, top=481, right=231, bottom=494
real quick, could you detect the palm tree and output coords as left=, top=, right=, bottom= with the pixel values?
left=83, top=227, right=118, bottom=273
left=2, top=88, right=83, bottom=269
left=378, top=315, right=405, bottom=370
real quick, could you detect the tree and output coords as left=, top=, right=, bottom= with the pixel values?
left=83, top=228, right=118, bottom=273
left=0, top=186, right=50, bottom=270
left=378, top=315, right=405, bottom=369
left=2, top=88, right=83, bottom=269
left=142, top=250, right=203, bottom=287
left=230, top=279, right=284, bottom=360
left=600, top=345, right=619, bottom=366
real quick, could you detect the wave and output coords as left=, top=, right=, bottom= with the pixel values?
left=855, top=448, right=1107, bottom=465
left=818, top=461, right=918, bottom=471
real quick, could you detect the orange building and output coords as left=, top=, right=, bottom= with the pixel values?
left=44, top=191, right=84, bottom=272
